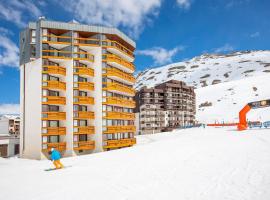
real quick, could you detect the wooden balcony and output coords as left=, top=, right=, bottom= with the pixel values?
left=42, top=96, right=66, bottom=105
left=42, top=34, right=71, bottom=45
left=74, top=111, right=95, bottom=119
left=105, top=111, right=135, bottom=120
left=73, top=52, right=94, bottom=62
left=74, top=37, right=100, bottom=46
left=103, top=138, right=136, bottom=149
left=42, top=127, right=66, bottom=136
left=104, top=68, right=135, bottom=84
left=74, top=67, right=94, bottom=77
left=74, top=140, right=95, bottom=151
left=74, top=82, right=94, bottom=91
left=42, top=65, right=66, bottom=76
left=42, top=80, right=66, bottom=90
left=74, top=126, right=95, bottom=134
left=104, top=54, right=135, bottom=73
left=103, top=125, right=136, bottom=134
left=73, top=96, right=94, bottom=105
left=103, top=97, right=135, bottom=108
left=104, top=40, right=134, bottom=62
left=42, top=112, right=66, bottom=120
left=42, top=142, right=67, bottom=152
left=42, top=50, right=72, bottom=60
left=104, top=82, right=135, bottom=96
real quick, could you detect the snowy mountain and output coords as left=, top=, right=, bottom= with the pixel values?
left=196, top=74, right=270, bottom=123
left=1, top=127, right=270, bottom=200
left=135, top=50, right=270, bottom=123
left=135, top=50, right=270, bottom=90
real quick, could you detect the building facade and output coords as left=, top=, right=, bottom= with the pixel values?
left=135, top=80, right=196, bottom=135
left=0, top=115, right=20, bottom=135
left=20, top=19, right=136, bottom=159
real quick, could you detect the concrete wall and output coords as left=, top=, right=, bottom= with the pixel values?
left=20, top=58, right=42, bottom=159
left=0, top=118, right=9, bottom=135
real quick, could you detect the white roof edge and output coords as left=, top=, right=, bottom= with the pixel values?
left=28, top=20, right=136, bottom=48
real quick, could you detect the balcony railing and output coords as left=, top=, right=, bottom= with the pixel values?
left=74, top=126, right=95, bottom=134
left=103, top=40, right=134, bottom=61
left=104, top=54, right=135, bottom=73
left=104, top=82, right=135, bottom=96
left=74, top=37, right=100, bottom=46
left=42, top=50, right=72, bottom=59
left=74, top=111, right=95, bottom=119
left=103, top=138, right=136, bottom=149
left=104, top=68, right=135, bottom=84
left=73, top=96, right=94, bottom=105
left=74, top=67, right=94, bottom=77
left=42, top=127, right=66, bottom=135
left=73, top=52, right=94, bottom=62
left=42, top=65, right=66, bottom=76
left=74, top=140, right=95, bottom=151
left=42, top=142, right=66, bottom=152
left=42, top=34, right=72, bottom=44
left=103, top=125, right=136, bottom=134
left=42, top=96, right=66, bottom=105
left=103, top=97, right=135, bottom=108
left=42, top=112, right=66, bottom=120
left=42, top=80, right=66, bottom=90
left=74, top=82, right=94, bottom=91
left=104, top=111, right=135, bottom=120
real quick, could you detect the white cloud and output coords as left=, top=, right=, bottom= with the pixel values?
left=176, top=0, right=193, bottom=9
left=137, top=46, right=185, bottom=65
left=60, top=0, right=162, bottom=38
left=0, top=0, right=42, bottom=27
left=214, top=44, right=234, bottom=53
left=0, top=104, right=20, bottom=115
left=0, top=30, right=19, bottom=68
left=250, top=32, right=260, bottom=38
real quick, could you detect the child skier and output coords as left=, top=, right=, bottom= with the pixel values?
left=48, top=148, right=64, bottom=169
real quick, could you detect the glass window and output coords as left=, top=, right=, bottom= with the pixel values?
left=42, top=136, right=47, bottom=143
left=49, top=121, right=59, bottom=127
left=79, top=134, right=87, bottom=141
left=48, top=135, right=59, bottom=143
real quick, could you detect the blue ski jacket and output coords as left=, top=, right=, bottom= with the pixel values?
left=51, top=149, right=61, bottom=161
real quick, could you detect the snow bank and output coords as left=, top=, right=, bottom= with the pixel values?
left=1, top=127, right=270, bottom=200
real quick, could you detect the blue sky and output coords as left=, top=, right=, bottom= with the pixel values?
left=0, top=0, right=269, bottom=113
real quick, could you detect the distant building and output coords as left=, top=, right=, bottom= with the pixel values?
left=135, top=80, right=196, bottom=135
left=0, top=135, right=20, bottom=158
left=0, top=115, right=20, bottom=135
left=0, top=115, right=20, bottom=157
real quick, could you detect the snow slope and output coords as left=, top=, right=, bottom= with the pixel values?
left=1, top=127, right=270, bottom=200
left=135, top=50, right=270, bottom=90
left=196, top=74, right=270, bottom=123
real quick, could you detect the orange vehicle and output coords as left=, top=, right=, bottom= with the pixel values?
left=238, top=99, right=270, bottom=131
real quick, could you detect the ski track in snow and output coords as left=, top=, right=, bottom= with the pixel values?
left=1, top=127, right=270, bottom=200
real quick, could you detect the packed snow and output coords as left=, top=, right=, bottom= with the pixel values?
left=1, top=127, right=270, bottom=200
left=196, top=74, right=270, bottom=123
left=135, top=50, right=270, bottom=90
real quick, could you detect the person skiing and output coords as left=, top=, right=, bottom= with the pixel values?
left=48, top=148, right=64, bottom=169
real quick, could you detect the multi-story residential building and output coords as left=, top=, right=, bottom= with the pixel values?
left=20, top=19, right=136, bottom=159
left=0, top=115, right=20, bottom=135
left=135, top=80, right=196, bottom=135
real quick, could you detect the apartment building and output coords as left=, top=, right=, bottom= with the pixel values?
left=20, top=19, right=136, bottom=159
left=135, top=80, right=196, bottom=135
left=0, top=115, right=20, bottom=135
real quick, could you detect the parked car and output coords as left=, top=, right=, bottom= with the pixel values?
left=248, top=121, right=262, bottom=128
left=263, top=121, right=270, bottom=128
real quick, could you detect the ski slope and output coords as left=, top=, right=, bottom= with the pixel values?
left=1, top=127, right=270, bottom=200
left=196, top=74, right=270, bottom=123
